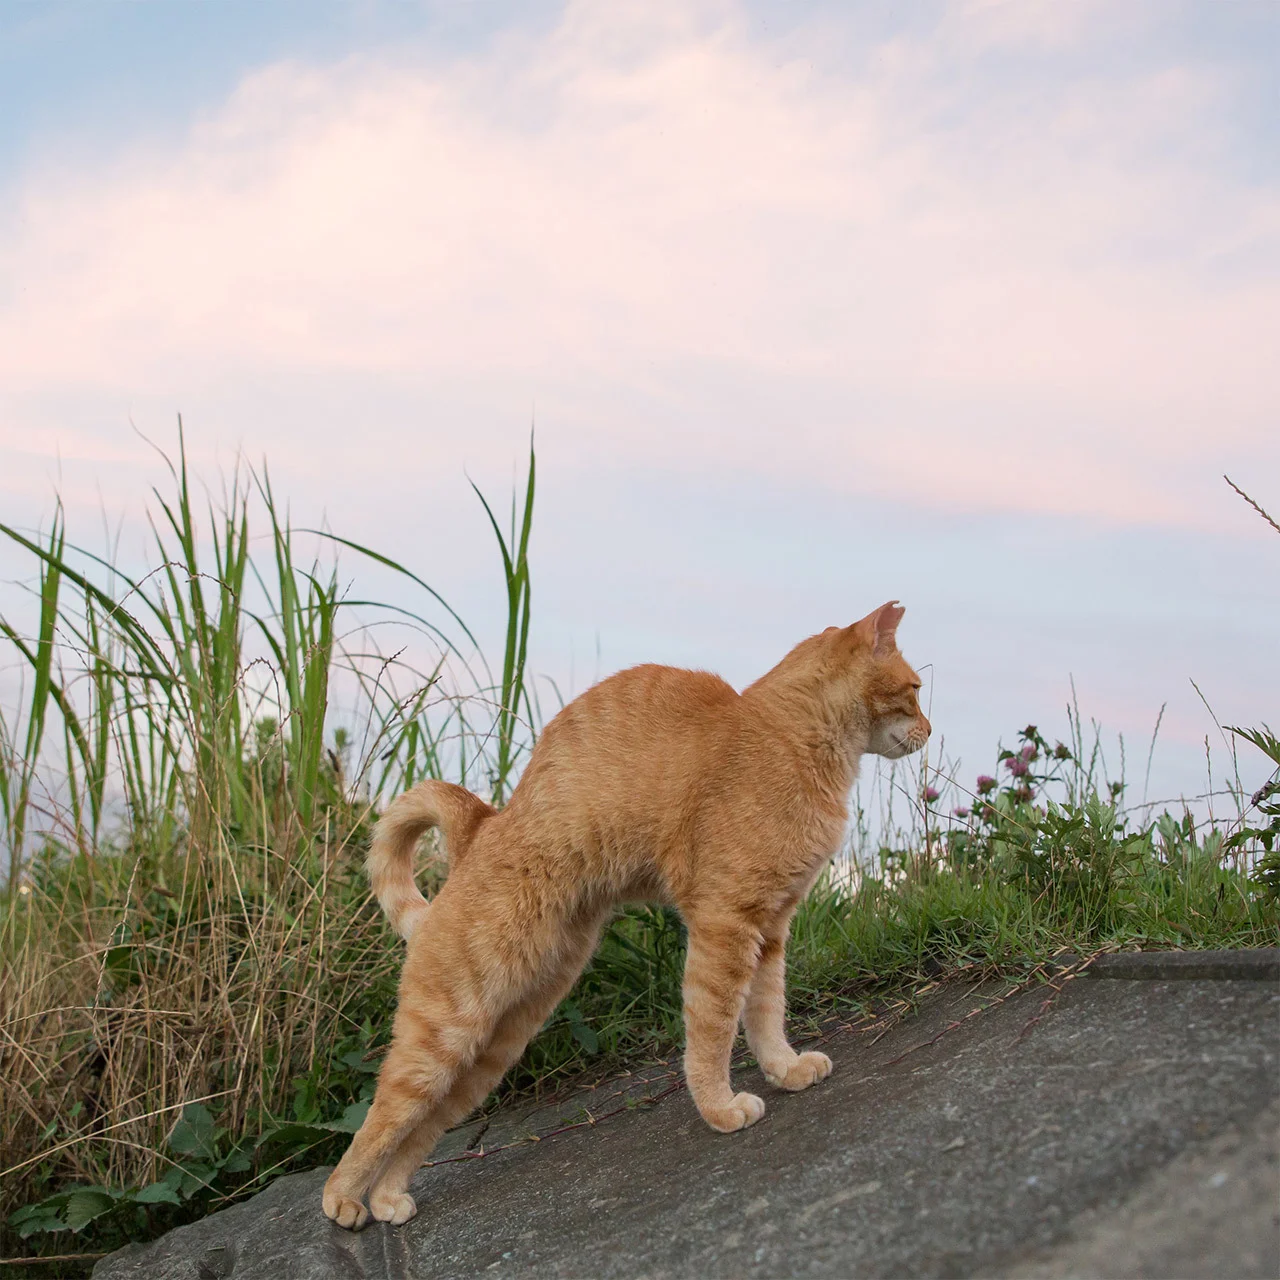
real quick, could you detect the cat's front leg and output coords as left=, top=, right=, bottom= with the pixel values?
left=681, top=915, right=767, bottom=1132
left=742, top=911, right=832, bottom=1092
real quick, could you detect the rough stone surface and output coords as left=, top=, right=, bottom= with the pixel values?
left=1002, top=1099, right=1280, bottom=1278
left=95, top=961, right=1280, bottom=1279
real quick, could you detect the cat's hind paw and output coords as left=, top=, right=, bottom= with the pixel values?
left=701, top=1091, right=766, bottom=1133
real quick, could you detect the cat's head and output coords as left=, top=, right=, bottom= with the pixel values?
left=849, top=601, right=931, bottom=759
left=787, top=601, right=930, bottom=758
left=752, top=601, right=931, bottom=758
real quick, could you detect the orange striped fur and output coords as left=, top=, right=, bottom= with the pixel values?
left=323, top=601, right=930, bottom=1228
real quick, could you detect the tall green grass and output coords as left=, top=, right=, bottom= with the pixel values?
left=0, top=429, right=541, bottom=1263
left=0, top=443, right=1275, bottom=1269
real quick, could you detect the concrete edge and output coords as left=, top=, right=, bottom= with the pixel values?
left=1081, top=948, right=1279, bottom=981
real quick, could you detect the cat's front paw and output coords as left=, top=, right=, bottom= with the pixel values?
left=322, top=1184, right=369, bottom=1231
left=370, top=1190, right=418, bottom=1226
left=765, top=1050, right=833, bottom=1092
left=700, top=1091, right=766, bottom=1133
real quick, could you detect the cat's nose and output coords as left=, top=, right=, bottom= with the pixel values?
left=921, top=716, right=932, bottom=739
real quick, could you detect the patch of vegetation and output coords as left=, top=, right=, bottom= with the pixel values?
left=1, top=442, right=1275, bottom=1270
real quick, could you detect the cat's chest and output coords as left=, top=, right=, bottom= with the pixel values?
left=781, top=802, right=848, bottom=893
left=801, top=784, right=850, bottom=849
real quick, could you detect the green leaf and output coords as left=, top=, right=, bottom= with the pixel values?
left=254, top=1121, right=331, bottom=1149
left=64, top=1188, right=116, bottom=1232
left=14, top=1208, right=68, bottom=1240
left=570, top=1021, right=599, bottom=1055
left=169, top=1102, right=218, bottom=1160
left=1226, top=723, right=1280, bottom=768
left=9, top=1194, right=70, bottom=1228
left=134, top=1181, right=184, bottom=1206
left=320, top=1101, right=370, bottom=1134
left=104, top=943, right=140, bottom=989
left=175, top=1163, right=216, bottom=1198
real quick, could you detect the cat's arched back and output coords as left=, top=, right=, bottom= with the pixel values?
left=325, top=600, right=930, bottom=1230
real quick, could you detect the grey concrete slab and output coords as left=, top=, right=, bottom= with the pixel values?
left=1000, top=1099, right=1280, bottom=1279
left=95, top=965, right=1280, bottom=1280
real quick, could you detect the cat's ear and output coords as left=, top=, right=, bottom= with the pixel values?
left=851, top=600, right=904, bottom=657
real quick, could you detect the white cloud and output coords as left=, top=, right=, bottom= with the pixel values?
left=1, top=0, right=1277, bottom=527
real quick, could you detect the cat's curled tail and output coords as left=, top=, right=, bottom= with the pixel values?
left=367, top=780, right=495, bottom=938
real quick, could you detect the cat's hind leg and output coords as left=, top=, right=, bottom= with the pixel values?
left=742, top=910, right=832, bottom=1092
left=363, top=912, right=607, bottom=1225
left=322, top=886, right=512, bottom=1229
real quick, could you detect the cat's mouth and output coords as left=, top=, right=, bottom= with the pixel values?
left=888, top=729, right=927, bottom=757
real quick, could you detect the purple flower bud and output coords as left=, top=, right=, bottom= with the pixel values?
left=976, top=775, right=997, bottom=794
left=953, top=806, right=970, bottom=819
left=924, top=786, right=941, bottom=803
left=1020, top=744, right=1036, bottom=762
left=1005, top=757, right=1029, bottom=777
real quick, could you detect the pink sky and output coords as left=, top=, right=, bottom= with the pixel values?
left=1, top=0, right=1277, bottom=811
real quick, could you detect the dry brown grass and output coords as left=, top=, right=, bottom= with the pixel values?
left=0, top=433, right=529, bottom=1252
left=0, top=819, right=411, bottom=1233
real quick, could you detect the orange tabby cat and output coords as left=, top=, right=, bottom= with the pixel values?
left=323, top=601, right=930, bottom=1229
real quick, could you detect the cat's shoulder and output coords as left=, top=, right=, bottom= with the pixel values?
left=596, top=662, right=737, bottom=702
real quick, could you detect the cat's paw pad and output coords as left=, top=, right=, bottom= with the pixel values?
left=769, top=1051, right=833, bottom=1092
left=702, top=1091, right=766, bottom=1133
left=370, top=1191, right=418, bottom=1226
left=322, top=1188, right=369, bottom=1231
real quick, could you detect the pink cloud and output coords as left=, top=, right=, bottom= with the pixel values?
left=0, top=0, right=1277, bottom=530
